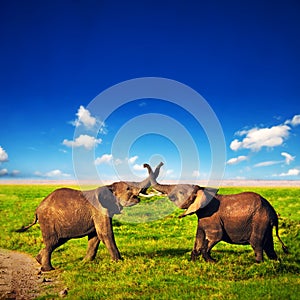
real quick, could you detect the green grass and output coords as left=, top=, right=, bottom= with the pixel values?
left=0, top=185, right=299, bottom=299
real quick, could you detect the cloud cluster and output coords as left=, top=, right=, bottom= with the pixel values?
left=0, top=146, right=20, bottom=177
left=63, top=106, right=105, bottom=151
left=227, top=114, right=300, bottom=178
left=230, top=124, right=291, bottom=152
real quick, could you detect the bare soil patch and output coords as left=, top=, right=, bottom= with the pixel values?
left=0, top=249, right=62, bottom=299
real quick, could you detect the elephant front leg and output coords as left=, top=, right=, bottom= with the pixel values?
left=94, top=214, right=122, bottom=261
left=192, top=224, right=216, bottom=263
left=84, top=232, right=100, bottom=261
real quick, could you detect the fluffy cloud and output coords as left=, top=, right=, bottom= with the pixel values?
left=277, top=168, right=300, bottom=177
left=0, top=146, right=8, bottom=163
left=226, top=155, right=248, bottom=165
left=0, top=168, right=8, bottom=176
left=133, top=164, right=145, bottom=171
left=63, top=134, right=102, bottom=150
left=128, top=156, right=138, bottom=164
left=95, top=154, right=113, bottom=165
left=230, top=124, right=290, bottom=151
left=281, top=152, right=295, bottom=165
left=72, top=106, right=97, bottom=128
left=285, top=114, right=300, bottom=126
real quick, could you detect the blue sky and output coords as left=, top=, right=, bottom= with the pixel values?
left=0, top=0, right=300, bottom=182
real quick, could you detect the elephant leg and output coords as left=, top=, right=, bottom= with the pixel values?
left=191, top=225, right=205, bottom=261
left=191, top=224, right=216, bottom=262
left=93, top=214, right=122, bottom=261
left=250, top=222, right=268, bottom=263
left=205, top=240, right=219, bottom=262
left=250, top=235, right=264, bottom=262
left=36, top=237, right=68, bottom=271
left=263, top=227, right=278, bottom=260
left=84, top=232, right=100, bottom=261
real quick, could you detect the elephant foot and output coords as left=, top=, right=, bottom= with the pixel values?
left=205, top=257, right=216, bottom=263
left=112, top=256, right=123, bottom=262
left=203, top=253, right=216, bottom=263
left=41, top=265, right=55, bottom=272
left=83, top=255, right=95, bottom=261
left=191, top=250, right=199, bottom=262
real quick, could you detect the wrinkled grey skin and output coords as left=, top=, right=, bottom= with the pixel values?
left=145, top=163, right=288, bottom=263
left=16, top=167, right=161, bottom=271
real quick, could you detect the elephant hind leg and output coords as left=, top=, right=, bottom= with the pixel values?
left=37, top=237, right=69, bottom=271
left=84, top=232, right=100, bottom=261
left=263, top=228, right=278, bottom=260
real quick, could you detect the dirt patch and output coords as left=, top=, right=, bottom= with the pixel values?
left=0, top=249, right=63, bottom=299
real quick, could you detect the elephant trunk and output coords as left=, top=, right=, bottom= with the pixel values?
left=144, top=163, right=175, bottom=195
left=128, top=162, right=164, bottom=194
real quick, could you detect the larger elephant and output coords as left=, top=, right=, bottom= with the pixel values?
left=145, top=163, right=288, bottom=263
left=16, top=164, right=161, bottom=271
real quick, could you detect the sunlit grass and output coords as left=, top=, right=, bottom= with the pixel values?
left=0, top=185, right=299, bottom=299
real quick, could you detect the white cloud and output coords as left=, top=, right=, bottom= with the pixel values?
left=281, top=152, right=295, bottom=165
left=0, top=168, right=8, bottom=176
left=35, top=169, right=71, bottom=178
left=95, top=154, right=113, bottom=165
left=0, top=146, right=8, bottom=163
left=45, top=169, right=71, bottom=177
left=133, top=164, right=145, bottom=171
left=285, top=114, right=300, bottom=127
left=63, top=134, right=102, bottom=150
left=254, top=161, right=281, bottom=167
left=276, top=168, right=300, bottom=177
left=72, top=105, right=97, bottom=128
left=226, top=155, right=248, bottom=165
left=230, top=124, right=290, bottom=151
left=114, top=158, right=123, bottom=165
left=254, top=152, right=294, bottom=168
left=128, top=156, right=138, bottom=164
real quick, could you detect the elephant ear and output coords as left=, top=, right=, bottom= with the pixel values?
left=96, top=186, right=122, bottom=216
left=179, top=188, right=217, bottom=218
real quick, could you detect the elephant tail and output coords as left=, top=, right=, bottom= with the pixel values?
left=273, top=220, right=289, bottom=254
left=15, top=214, right=38, bottom=233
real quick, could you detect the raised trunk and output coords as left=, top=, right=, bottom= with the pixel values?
left=128, top=162, right=164, bottom=193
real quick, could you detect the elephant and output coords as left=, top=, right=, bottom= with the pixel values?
left=144, top=163, right=288, bottom=263
left=16, top=165, right=161, bottom=271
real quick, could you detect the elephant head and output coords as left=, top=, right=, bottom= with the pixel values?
left=87, top=162, right=164, bottom=216
left=144, top=163, right=218, bottom=217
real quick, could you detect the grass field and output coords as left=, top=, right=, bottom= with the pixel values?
left=0, top=185, right=299, bottom=299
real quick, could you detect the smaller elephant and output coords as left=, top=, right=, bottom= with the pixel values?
left=145, top=163, right=288, bottom=263
left=16, top=165, right=161, bottom=271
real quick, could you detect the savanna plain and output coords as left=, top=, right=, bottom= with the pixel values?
left=0, top=184, right=299, bottom=299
